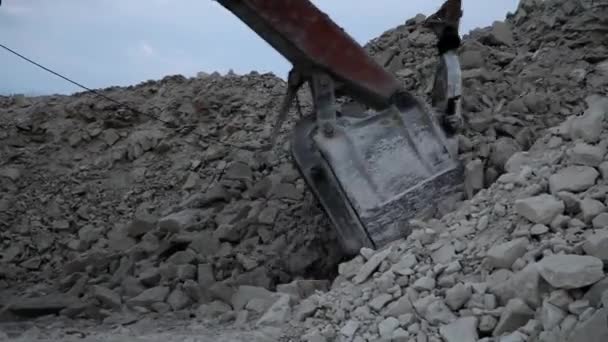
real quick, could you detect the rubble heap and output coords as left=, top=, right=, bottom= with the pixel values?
left=0, top=0, right=607, bottom=341
left=0, top=72, right=341, bottom=313
left=366, top=0, right=608, bottom=190
left=285, top=96, right=608, bottom=342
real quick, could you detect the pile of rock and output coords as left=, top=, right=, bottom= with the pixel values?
left=0, top=0, right=607, bottom=341
left=285, top=95, right=608, bottom=342
left=365, top=0, right=608, bottom=190
left=0, top=72, right=339, bottom=321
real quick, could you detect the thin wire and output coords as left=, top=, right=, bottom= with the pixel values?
left=0, top=42, right=266, bottom=152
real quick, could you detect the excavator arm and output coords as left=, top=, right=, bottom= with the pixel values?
left=215, top=0, right=402, bottom=111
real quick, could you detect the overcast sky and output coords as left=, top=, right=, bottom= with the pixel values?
left=0, top=0, right=520, bottom=95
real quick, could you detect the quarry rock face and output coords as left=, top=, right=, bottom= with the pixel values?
left=0, top=0, right=607, bottom=340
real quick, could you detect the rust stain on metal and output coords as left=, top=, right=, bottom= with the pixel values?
left=221, top=0, right=402, bottom=109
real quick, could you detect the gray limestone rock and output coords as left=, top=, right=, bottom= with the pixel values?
left=569, top=96, right=608, bottom=144
left=126, top=213, right=157, bottom=238
left=378, top=317, right=400, bottom=339
left=214, top=223, right=245, bottom=243
left=541, top=299, right=567, bottom=331
left=547, top=290, right=572, bottom=311
left=91, top=285, right=122, bottom=309
left=391, top=253, right=418, bottom=274
left=198, top=300, right=231, bottom=318
left=121, top=277, right=146, bottom=298
left=568, top=142, right=606, bottom=167
left=445, top=283, right=472, bottom=311
left=385, top=294, right=415, bottom=317
left=557, top=191, right=581, bottom=214
left=537, top=255, right=604, bottom=289
left=439, top=317, right=478, bottom=342
left=167, top=288, right=192, bottom=311
left=479, top=315, right=498, bottom=333
left=353, top=248, right=391, bottom=284
left=566, top=308, right=608, bottom=342
left=338, top=256, right=364, bottom=279
left=592, top=213, right=608, bottom=228
left=180, top=184, right=230, bottom=208
left=584, top=277, right=608, bottom=307
left=460, top=50, right=485, bottom=69
left=505, top=151, right=536, bottom=174
left=127, top=286, right=170, bottom=308
left=484, top=21, right=515, bottom=46
left=224, top=162, right=253, bottom=181
left=303, top=331, right=327, bottom=342
left=369, top=293, right=393, bottom=311
left=549, top=166, right=599, bottom=194
left=561, top=315, right=578, bottom=334
left=412, top=276, right=436, bottom=291
left=582, top=230, right=608, bottom=262
left=515, top=194, right=564, bottom=225
left=295, top=298, right=319, bottom=322
left=464, top=159, right=484, bottom=198
left=231, top=285, right=275, bottom=311
left=392, top=328, right=410, bottom=342
left=599, top=161, right=608, bottom=180
left=167, top=249, right=197, bottom=265
left=490, top=263, right=542, bottom=309
left=485, top=238, right=529, bottom=270
left=8, top=294, right=82, bottom=317
left=340, top=320, right=360, bottom=338
left=499, top=332, right=528, bottom=342
left=530, top=224, right=549, bottom=235
left=176, top=264, right=196, bottom=281
left=182, top=172, right=200, bottom=190
left=276, top=279, right=329, bottom=300
left=197, top=263, right=215, bottom=287
left=257, top=205, right=279, bottom=225
left=101, top=129, right=120, bottom=145
left=158, top=209, right=205, bottom=233
left=423, top=298, right=457, bottom=325
left=431, top=243, right=456, bottom=264
left=256, top=294, right=291, bottom=327
left=491, top=137, right=522, bottom=171
left=568, top=299, right=590, bottom=315
left=580, top=197, right=606, bottom=223
left=493, top=298, right=535, bottom=336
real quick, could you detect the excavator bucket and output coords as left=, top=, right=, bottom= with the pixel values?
left=216, top=0, right=464, bottom=256
left=292, top=94, right=463, bottom=256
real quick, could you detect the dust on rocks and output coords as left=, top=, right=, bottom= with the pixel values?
left=1, top=0, right=608, bottom=341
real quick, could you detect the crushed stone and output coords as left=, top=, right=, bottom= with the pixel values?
left=1, top=0, right=608, bottom=341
